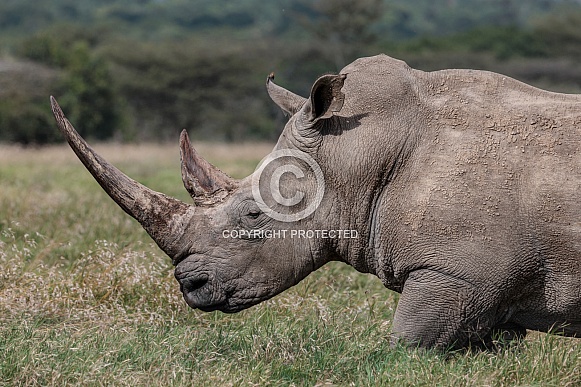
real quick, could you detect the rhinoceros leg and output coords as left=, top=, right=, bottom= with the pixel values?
left=391, top=269, right=497, bottom=350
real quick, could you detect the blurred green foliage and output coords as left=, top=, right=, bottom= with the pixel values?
left=15, top=29, right=125, bottom=142
left=398, top=26, right=548, bottom=60
left=102, top=38, right=277, bottom=141
left=0, top=0, right=580, bottom=144
left=0, top=58, right=61, bottom=145
left=0, top=100, right=59, bottom=145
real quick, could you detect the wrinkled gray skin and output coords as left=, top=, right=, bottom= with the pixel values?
left=51, top=54, right=581, bottom=350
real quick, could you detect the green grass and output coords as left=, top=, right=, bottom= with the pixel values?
left=1, top=143, right=580, bottom=386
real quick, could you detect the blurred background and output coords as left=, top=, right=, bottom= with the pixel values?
left=0, top=0, right=580, bottom=145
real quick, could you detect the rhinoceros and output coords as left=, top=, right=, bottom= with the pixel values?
left=51, top=54, right=581, bottom=350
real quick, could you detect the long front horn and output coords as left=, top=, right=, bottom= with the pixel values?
left=50, top=96, right=193, bottom=259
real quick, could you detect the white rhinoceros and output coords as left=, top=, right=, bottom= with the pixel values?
left=51, top=54, right=581, bottom=350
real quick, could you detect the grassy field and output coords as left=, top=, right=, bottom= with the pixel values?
left=0, top=142, right=579, bottom=386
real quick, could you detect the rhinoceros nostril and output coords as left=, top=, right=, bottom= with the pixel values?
left=181, top=275, right=209, bottom=293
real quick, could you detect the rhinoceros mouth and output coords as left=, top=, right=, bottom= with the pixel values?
left=174, top=256, right=272, bottom=313
left=183, top=290, right=227, bottom=312
left=177, top=274, right=267, bottom=313
left=180, top=278, right=227, bottom=311
left=175, top=271, right=224, bottom=311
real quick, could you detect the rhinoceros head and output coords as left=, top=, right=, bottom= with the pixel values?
left=50, top=67, right=363, bottom=312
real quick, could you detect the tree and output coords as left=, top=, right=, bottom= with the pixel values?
left=534, top=9, right=581, bottom=59
left=58, top=41, right=125, bottom=140
left=292, top=0, right=384, bottom=69
left=16, top=29, right=127, bottom=142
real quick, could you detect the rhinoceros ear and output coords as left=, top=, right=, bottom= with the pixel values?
left=266, top=73, right=307, bottom=117
left=306, top=74, right=346, bottom=123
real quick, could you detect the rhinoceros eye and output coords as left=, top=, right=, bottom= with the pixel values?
left=246, top=210, right=261, bottom=219
left=238, top=202, right=265, bottom=226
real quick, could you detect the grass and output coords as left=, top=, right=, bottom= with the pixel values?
left=1, top=142, right=580, bottom=386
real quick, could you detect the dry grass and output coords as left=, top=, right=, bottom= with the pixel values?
left=0, top=141, right=273, bottom=176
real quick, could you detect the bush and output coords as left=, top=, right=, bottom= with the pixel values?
left=55, top=41, right=126, bottom=140
left=0, top=59, right=62, bottom=145
left=534, top=9, right=581, bottom=59
left=0, top=99, right=59, bottom=145
left=13, top=28, right=127, bottom=142
left=103, top=38, right=280, bottom=141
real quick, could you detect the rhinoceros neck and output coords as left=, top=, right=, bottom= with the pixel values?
left=311, top=68, right=431, bottom=281
left=322, top=122, right=423, bottom=281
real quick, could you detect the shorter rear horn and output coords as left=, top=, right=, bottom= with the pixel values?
left=179, top=130, right=237, bottom=205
